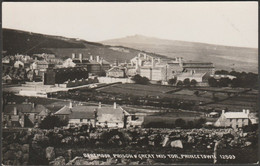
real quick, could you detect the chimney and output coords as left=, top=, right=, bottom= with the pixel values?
left=69, top=101, right=73, bottom=108
left=222, top=110, right=225, bottom=114
left=72, top=53, right=76, bottom=59
left=98, top=102, right=101, bottom=108
left=79, top=53, right=83, bottom=63
left=144, top=54, right=147, bottom=59
left=13, top=107, right=17, bottom=115
left=246, top=109, right=250, bottom=115
left=114, top=102, right=117, bottom=109
left=96, top=56, right=100, bottom=63
left=90, top=55, right=93, bottom=61
left=243, top=109, right=246, bottom=114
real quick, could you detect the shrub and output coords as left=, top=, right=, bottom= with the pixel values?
left=39, top=115, right=68, bottom=129
left=131, top=74, right=150, bottom=85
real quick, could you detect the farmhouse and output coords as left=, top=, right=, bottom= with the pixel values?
left=214, top=109, right=251, bottom=128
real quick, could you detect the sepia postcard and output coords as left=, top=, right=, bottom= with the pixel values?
left=1, top=1, right=258, bottom=165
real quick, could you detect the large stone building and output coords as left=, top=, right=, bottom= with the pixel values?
left=70, top=53, right=111, bottom=76
left=129, top=53, right=215, bottom=82
left=43, top=67, right=88, bottom=85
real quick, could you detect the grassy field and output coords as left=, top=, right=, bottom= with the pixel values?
left=98, top=84, right=257, bottom=112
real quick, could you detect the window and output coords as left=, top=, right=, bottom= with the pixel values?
left=116, top=123, right=118, bottom=125
left=87, top=119, right=90, bottom=122
left=80, top=119, right=83, bottom=122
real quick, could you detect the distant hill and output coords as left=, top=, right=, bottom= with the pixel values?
left=102, top=35, right=258, bottom=73
left=2, top=29, right=168, bottom=63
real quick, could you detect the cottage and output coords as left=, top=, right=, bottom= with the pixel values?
left=68, top=106, right=96, bottom=127
left=54, top=103, right=73, bottom=121
left=96, top=102, right=129, bottom=128
left=214, top=109, right=250, bottom=128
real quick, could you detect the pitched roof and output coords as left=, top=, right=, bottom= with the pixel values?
left=96, top=106, right=127, bottom=123
left=223, top=112, right=249, bottom=119
left=69, top=106, right=96, bottom=119
left=54, top=106, right=72, bottom=115
left=3, top=103, right=49, bottom=114
left=177, top=72, right=207, bottom=78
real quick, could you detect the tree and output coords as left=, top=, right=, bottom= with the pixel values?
left=190, top=79, right=197, bottom=86
left=176, top=80, right=183, bottom=87
left=186, top=121, right=194, bottom=129
left=175, top=118, right=186, bottom=128
left=39, top=115, right=68, bottom=129
left=183, top=78, right=190, bottom=87
left=218, top=78, right=231, bottom=87
left=168, top=78, right=177, bottom=85
left=194, top=118, right=206, bottom=128
left=194, top=90, right=199, bottom=97
left=231, top=78, right=240, bottom=88
left=131, top=74, right=149, bottom=85
left=208, top=77, right=218, bottom=87
left=215, top=70, right=229, bottom=75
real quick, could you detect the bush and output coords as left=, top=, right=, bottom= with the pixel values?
left=183, top=78, right=190, bottom=87
left=39, top=115, right=68, bottom=129
left=168, top=78, right=177, bottom=85
left=131, top=74, right=150, bottom=85
left=175, top=118, right=186, bottom=128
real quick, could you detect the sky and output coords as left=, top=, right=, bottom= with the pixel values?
left=2, top=2, right=258, bottom=48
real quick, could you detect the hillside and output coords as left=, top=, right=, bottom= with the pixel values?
left=2, top=29, right=168, bottom=63
left=102, top=35, right=258, bottom=73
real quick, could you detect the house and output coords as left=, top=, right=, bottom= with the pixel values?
left=2, top=56, right=10, bottom=64
left=62, top=58, right=76, bottom=68
left=96, top=102, right=129, bottom=128
left=14, top=60, right=24, bottom=68
left=2, top=75, right=12, bottom=84
left=68, top=106, right=96, bottom=127
left=3, top=102, right=50, bottom=127
left=126, top=113, right=145, bottom=128
left=214, top=109, right=251, bottom=128
left=53, top=103, right=73, bottom=121
left=106, top=66, right=126, bottom=78
left=248, top=113, right=258, bottom=125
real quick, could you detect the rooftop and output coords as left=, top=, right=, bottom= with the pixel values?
left=224, top=112, right=249, bottom=119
